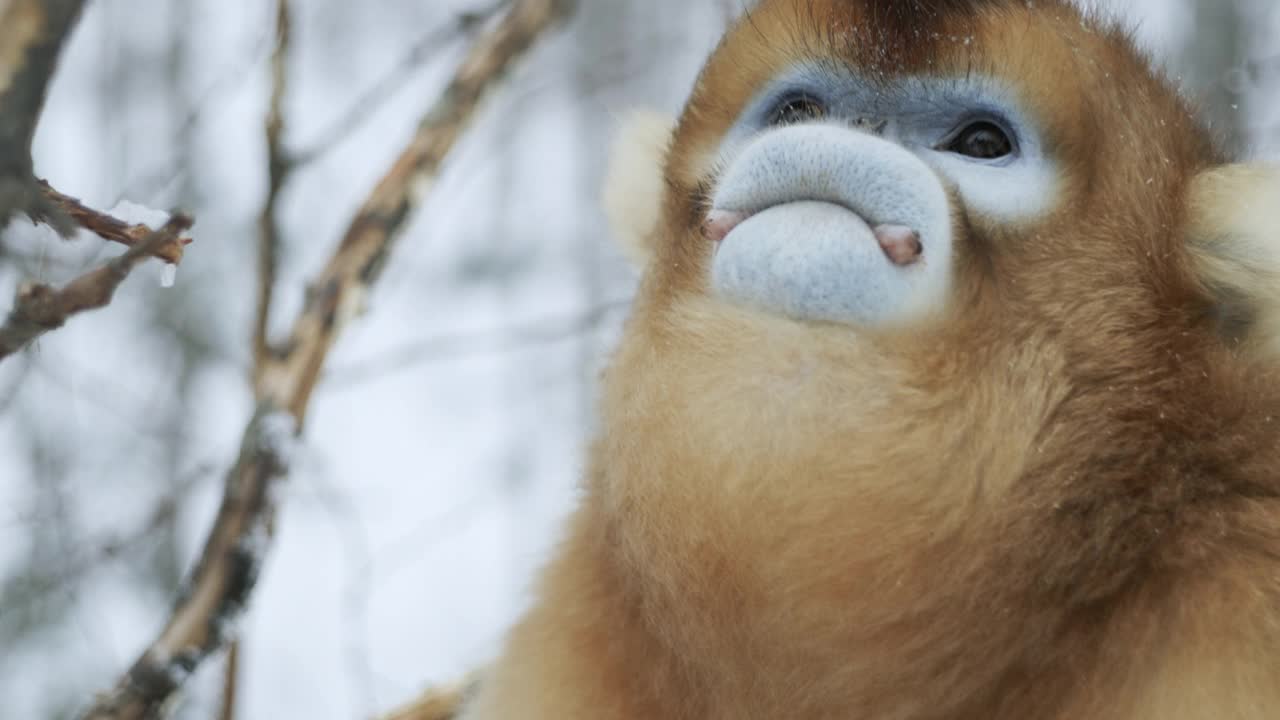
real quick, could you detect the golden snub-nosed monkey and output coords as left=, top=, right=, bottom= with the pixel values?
left=459, top=1, right=1280, bottom=718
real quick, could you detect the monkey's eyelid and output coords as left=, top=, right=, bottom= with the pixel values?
left=935, top=113, right=1020, bottom=161
left=766, top=92, right=830, bottom=126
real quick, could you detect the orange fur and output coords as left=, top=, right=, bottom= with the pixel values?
left=460, top=2, right=1280, bottom=718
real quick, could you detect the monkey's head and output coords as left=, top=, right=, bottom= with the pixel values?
left=594, top=0, right=1280, bottom=700
left=608, top=0, right=1278, bottom=334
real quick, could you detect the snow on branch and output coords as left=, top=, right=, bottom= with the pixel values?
left=77, top=0, right=575, bottom=717
left=38, top=180, right=194, bottom=264
left=0, top=213, right=194, bottom=361
left=79, top=409, right=297, bottom=720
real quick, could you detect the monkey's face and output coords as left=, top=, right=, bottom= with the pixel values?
left=685, top=10, right=1059, bottom=330
left=638, top=0, right=1207, bottom=338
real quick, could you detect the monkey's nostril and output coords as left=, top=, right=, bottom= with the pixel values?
left=874, top=224, right=923, bottom=266
left=703, top=209, right=751, bottom=242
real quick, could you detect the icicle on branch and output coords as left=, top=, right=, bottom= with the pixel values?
left=0, top=214, right=194, bottom=361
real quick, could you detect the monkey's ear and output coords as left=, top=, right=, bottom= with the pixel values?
left=602, top=109, right=676, bottom=268
left=1187, top=163, right=1280, bottom=351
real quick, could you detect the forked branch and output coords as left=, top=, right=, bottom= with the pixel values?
left=0, top=214, right=194, bottom=361
left=37, top=180, right=193, bottom=264
left=254, top=0, right=575, bottom=418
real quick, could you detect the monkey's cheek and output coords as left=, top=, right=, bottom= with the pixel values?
left=709, top=201, right=947, bottom=328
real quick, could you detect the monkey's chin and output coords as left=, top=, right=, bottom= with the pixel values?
left=710, top=200, right=947, bottom=328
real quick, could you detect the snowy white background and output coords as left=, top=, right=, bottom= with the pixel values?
left=0, top=1, right=1275, bottom=718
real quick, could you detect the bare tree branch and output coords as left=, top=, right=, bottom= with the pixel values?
left=79, top=409, right=295, bottom=720
left=231, top=0, right=294, bottom=710
left=0, top=0, right=196, bottom=364
left=0, top=214, right=194, bottom=361
left=325, top=299, right=630, bottom=389
left=255, top=0, right=573, bottom=418
left=217, top=641, right=240, bottom=720
left=253, top=0, right=292, bottom=383
left=38, top=179, right=194, bottom=263
left=0, top=0, right=86, bottom=231
left=77, top=1, right=575, bottom=717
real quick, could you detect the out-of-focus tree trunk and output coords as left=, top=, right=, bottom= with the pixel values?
left=1180, top=0, right=1251, bottom=150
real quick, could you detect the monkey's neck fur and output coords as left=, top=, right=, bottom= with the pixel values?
left=472, top=294, right=1280, bottom=720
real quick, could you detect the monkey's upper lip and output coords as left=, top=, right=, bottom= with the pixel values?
left=703, top=202, right=923, bottom=267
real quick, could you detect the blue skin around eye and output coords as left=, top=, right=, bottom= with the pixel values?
left=721, top=63, right=1037, bottom=167
left=713, top=63, right=1058, bottom=229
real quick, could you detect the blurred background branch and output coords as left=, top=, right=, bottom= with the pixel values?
left=76, top=0, right=575, bottom=717
left=286, top=1, right=512, bottom=169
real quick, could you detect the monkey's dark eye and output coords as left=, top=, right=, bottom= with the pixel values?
left=944, top=121, right=1014, bottom=160
left=769, top=94, right=827, bottom=126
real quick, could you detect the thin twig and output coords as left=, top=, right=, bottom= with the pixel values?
left=217, top=641, right=239, bottom=720
left=37, top=179, right=194, bottom=263
left=325, top=299, right=629, bottom=389
left=253, top=0, right=291, bottom=382
left=121, top=11, right=277, bottom=204
left=77, top=1, right=575, bottom=717
left=287, top=0, right=511, bottom=168
left=0, top=462, right=217, bottom=610
left=0, top=214, right=194, bottom=361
